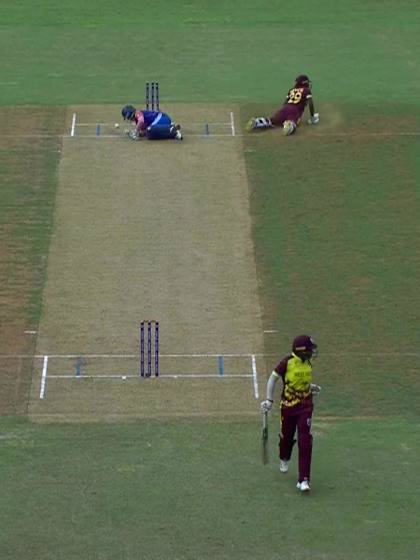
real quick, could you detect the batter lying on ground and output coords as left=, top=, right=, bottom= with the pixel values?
left=121, top=105, right=183, bottom=141
left=246, top=74, right=319, bottom=136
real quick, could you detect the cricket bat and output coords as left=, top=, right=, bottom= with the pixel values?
left=261, top=411, right=269, bottom=465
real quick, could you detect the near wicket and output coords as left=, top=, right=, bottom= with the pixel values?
left=140, top=320, right=159, bottom=377
left=145, top=81, right=160, bottom=111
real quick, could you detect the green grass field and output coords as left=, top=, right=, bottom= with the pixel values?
left=1, top=1, right=420, bottom=559
left=2, top=417, right=419, bottom=560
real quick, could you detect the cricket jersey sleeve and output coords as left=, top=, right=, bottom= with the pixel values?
left=274, top=356, right=289, bottom=381
left=134, top=111, right=145, bottom=131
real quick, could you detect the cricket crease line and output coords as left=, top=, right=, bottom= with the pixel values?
left=251, top=354, right=259, bottom=399
left=3, top=131, right=420, bottom=139
left=230, top=111, right=236, bottom=136
left=48, top=374, right=254, bottom=379
left=61, top=134, right=244, bottom=139
left=75, top=121, right=234, bottom=126
left=2, top=351, right=419, bottom=358
left=39, top=355, right=49, bottom=399
left=24, top=353, right=265, bottom=359
left=70, top=112, right=77, bottom=137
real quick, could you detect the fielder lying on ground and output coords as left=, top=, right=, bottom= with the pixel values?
left=246, top=74, right=319, bottom=136
left=121, top=105, right=183, bottom=141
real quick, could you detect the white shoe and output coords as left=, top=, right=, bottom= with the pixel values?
left=296, top=480, right=311, bottom=492
left=279, top=460, right=289, bottom=473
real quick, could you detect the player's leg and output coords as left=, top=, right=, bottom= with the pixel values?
left=147, top=111, right=182, bottom=140
left=296, top=405, right=313, bottom=490
left=278, top=407, right=297, bottom=473
left=146, top=124, right=182, bottom=140
left=245, top=116, right=273, bottom=131
left=272, top=106, right=298, bottom=136
left=282, top=120, right=297, bottom=136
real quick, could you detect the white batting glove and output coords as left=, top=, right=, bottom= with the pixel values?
left=310, top=383, right=322, bottom=395
left=260, top=399, right=273, bottom=413
left=308, top=113, right=320, bottom=125
left=128, top=129, right=139, bottom=140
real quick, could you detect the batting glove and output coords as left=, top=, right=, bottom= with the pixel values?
left=128, top=130, right=140, bottom=140
left=308, top=113, right=320, bottom=125
left=260, top=399, right=273, bottom=413
left=310, top=383, right=322, bottom=395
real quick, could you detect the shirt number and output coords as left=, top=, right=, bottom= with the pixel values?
left=287, top=88, right=303, bottom=104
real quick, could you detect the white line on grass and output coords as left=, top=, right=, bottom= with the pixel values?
left=49, top=374, right=253, bottom=379
left=2, top=351, right=419, bottom=358
left=230, top=111, right=236, bottom=136
left=61, top=133, right=243, bottom=139
left=251, top=354, right=259, bottom=399
left=25, top=352, right=264, bottom=359
left=3, top=131, right=420, bottom=140
left=70, top=113, right=77, bottom=137
left=75, top=121, right=233, bottom=126
left=39, top=355, right=49, bottom=399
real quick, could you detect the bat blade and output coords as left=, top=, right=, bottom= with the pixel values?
left=261, top=411, right=269, bottom=465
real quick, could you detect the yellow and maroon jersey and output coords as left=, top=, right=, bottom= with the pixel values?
left=274, top=352, right=313, bottom=408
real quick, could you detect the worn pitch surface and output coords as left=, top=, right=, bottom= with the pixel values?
left=29, top=104, right=265, bottom=420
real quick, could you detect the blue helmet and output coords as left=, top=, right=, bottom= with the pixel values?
left=121, top=105, right=136, bottom=121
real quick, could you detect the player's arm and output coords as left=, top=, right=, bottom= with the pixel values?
left=135, top=112, right=147, bottom=134
left=310, top=383, right=322, bottom=395
left=308, top=96, right=315, bottom=117
left=260, top=358, right=288, bottom=413
left=266, top=371, right=280, bottom=401
left=307, top=95, right=320, bottom=124
left=260, top=372, right=280, bottom=412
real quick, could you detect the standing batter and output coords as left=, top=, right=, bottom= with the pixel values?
left=260, top=335, right=321, bottom=492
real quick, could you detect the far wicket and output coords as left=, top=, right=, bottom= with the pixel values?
left=145, top=81, right=160, bottom=111
left=140, top=320, right=159, bottom=377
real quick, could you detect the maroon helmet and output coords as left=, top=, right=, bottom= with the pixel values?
left=295, top=74, right=311, bottom=87
left=292, top=335, right=318, bottom=360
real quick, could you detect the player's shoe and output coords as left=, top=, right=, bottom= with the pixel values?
left=296, top=480, right=311, bottom=492
left=245, top=118, right=257, bottom=131
left=283, top=120, right=297, bottom=136
left=279, top=460, right=289, bottom=473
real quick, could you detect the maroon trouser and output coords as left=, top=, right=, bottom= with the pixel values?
left=279, top=402, right=313, bottom=482
left=270, top=105, right=302, bottom=127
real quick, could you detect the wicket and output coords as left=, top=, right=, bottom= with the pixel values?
left=140, top=320, right=159, bottom=377
left=145, top=81, right=160, bottom=111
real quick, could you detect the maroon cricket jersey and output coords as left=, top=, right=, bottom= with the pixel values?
left=271, top=85, right=312, bottom=126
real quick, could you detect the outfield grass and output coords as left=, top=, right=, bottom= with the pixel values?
left=1, top=416, right=419, bottom=560
left=243, top=110, right=420, bottom=417
left=0, top=1, right=420, bottom=105
left=1, top=1, right=420, bottom=559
